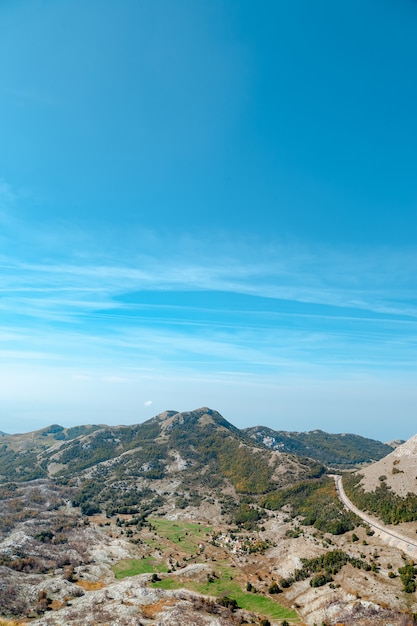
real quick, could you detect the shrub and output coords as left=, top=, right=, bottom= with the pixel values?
left=398, top=563, right=417, bottom=593
left=268, top=581, right=281, bottom=594
left=218, top=596, right=238, bottom=611
left=310, top=572, right=333, bottom=587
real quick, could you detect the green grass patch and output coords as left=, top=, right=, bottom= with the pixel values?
left=144, top=537, right=165, bottom=551
left=152, top=576, right=298, bottom=621
left=151, top=577, right=180, bottom=590
left=232, top=590, right=297, bottom=619
left=113, top=557, right=168, bottom=579
left=148, top=518, right=213, bottom=554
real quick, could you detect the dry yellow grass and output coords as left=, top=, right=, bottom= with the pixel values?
left=49, top=599, right=65, bottom=610
left=0, top=619, right=28, bottom=626
left=76, top=579, right=106, bottom=591
left=142, top=598, right=177, bottom=618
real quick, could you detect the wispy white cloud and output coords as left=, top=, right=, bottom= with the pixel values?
left=0, top=349, right=62, bottom=361
left=2, top=241, right=416, bottom=320
left=1, top=217, right=416, bottom=433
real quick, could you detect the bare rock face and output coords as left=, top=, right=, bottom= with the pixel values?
left=393, top=434, right=417, bottom=457
left=358, top=433, right=417, bottom=496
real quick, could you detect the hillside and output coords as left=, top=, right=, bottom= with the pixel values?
left=0, top=408, right=326, bottom=514
left=0, top=423, right=103, bottom=481
left=355, top=434, right=417, bottom=496
left=245, top=425, right=393, bottom=467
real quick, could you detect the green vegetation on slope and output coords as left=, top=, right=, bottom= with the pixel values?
left=168, top=419, right=276, bottom=493
left=113, top=557, right=168, bottom=579
left=261, top=477, right=359, bottom=534
left=0, top=447, right=46, bottom=482
left=53, top=420, right=164, bottom=476
left=343, top=474, right=417, bottom=525
left=148, top=518, right=213, bottom=554
left=398, top=563, right=417, bottom=593
left=73, top=481, right=164, bottom=518
left=152, top=575, right=298, bottom=621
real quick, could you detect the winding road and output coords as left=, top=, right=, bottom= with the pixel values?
left=333, top=475, right=417, bottom=559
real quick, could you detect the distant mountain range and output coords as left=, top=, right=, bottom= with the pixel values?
left=244, top=425, right=393, bottom=467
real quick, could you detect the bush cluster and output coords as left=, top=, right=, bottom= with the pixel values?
left=279, top=549, right=370, bottom=588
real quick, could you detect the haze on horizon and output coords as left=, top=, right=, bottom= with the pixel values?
left=0, top=0, right=416, bottom=441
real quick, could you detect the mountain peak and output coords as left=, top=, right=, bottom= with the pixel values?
left=154, top=407, right=234, bottom=436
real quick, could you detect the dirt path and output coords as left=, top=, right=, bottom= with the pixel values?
left=333, top=474, right=417, bottom=559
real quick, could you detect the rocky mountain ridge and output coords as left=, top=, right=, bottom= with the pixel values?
left=244, top=424, right=393, bottom=467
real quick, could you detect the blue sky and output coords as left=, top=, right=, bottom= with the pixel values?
left=0, top=0, right=416, bottom=439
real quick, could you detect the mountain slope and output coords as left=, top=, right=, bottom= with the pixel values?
left=352, top=433, right=417, bottom=497
left=341, top=434, right=417, bottom=526
left=0, top=423, right=103, bottom=481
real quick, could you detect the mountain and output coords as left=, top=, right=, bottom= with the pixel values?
left=244, top=425, right=393, bottom=467
left=0, top=407, right=324, bottom=494
left=37, top=408, right=327, bottom=515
